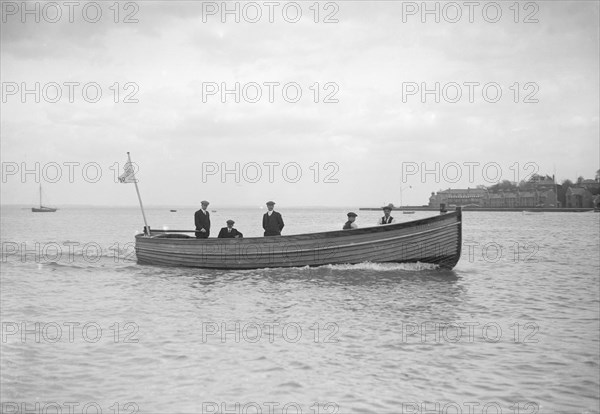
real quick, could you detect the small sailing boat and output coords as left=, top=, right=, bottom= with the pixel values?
left=32, top=184, right=57, bottom=213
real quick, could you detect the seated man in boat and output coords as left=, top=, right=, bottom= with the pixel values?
left=218, top=220, right=243, bottom=238
left=343, top=212, right=358, bottom=229
left=263, top=201, right=284, bottom=236
left=194, top=200, right=211, bottom=238
left=377, top=205, right=395, bottom=225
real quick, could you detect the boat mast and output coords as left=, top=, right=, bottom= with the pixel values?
left=553, top=174, right=557, bottom=207
left=127, top=152, right=150, bottom=234
left=553, top=165, right=558, bottom=208
left=399, top=185, right=411, bottom=208
left=39, top=183, right=42, bottom=208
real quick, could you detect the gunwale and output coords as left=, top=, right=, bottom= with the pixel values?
left=144, top=209, right=460, bottom=240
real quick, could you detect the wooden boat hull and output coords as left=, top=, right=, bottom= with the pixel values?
left=135, top=209, right=462, bottom=270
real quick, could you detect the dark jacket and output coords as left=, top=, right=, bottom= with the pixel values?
left=262, top=211, right=284, bottom=236
left=343, top=221, right=357, bottom=230
left=379, top=216, right=394, bottom=224
left=217, top=227, right=243, bottom=238
left=194, top=209, right=211, bottom=238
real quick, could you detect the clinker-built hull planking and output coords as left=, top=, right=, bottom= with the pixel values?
left=135, top=208, right=462, bottom=269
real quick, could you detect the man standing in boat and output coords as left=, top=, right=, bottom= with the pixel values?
left=194, top=200, right=211, bottom=238
left=343, top=212, right=358, bottom=229
left=263, top=201, right=284, bottom=236
left=218, top=220, right=243, bottom=238
left=377, top=205, right=395, bottom=225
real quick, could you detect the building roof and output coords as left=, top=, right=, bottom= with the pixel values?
left=438, top=188, right=487, bottom=194
left=528, top=174, right=555, bottom=183
left=566, top=187, right=589, bottom=196
left=587, top=187, right=600, bottom=195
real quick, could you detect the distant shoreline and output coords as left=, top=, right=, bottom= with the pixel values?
left=359, top=206, right=598, bottom=213
left=2, top=204, right=597, bottom=213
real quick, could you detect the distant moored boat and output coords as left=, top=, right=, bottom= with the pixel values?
left=522, top=210, right=544, bottom=214
left=32, top=184, right=57, bottom=213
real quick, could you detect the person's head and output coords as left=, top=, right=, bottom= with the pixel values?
left=226, top=219, right=234, bottom=228
left=347, top=212, right=357, bottom=222
left=382, top=206, right=392, bottom=216
left=266, top=201, right=275, bottom=211
left=201, top=200, right=209, bottom=210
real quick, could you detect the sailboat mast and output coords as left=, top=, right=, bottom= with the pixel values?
left=39, top=183, right=42, bottom=208
left=553, top=174, right=557, bottom=207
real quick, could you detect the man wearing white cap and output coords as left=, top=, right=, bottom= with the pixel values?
left=262, top=201, right=284, bottom=236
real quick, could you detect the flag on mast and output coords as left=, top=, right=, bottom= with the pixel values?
left=120, top=152, right=149, bottom=234
left=118, top=161, right=138, bottom=183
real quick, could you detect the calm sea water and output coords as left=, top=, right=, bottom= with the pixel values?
left=1, top=206, right=599, bottom=414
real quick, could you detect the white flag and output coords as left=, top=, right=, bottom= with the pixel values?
left=118, top=161, right=137, bottom=183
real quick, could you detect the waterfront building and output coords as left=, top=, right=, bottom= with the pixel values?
left=428, top=188, right=488, bottom=209
left=430, top=188, right=557, bottom=208
left=566, top=187, right=595, bottom=208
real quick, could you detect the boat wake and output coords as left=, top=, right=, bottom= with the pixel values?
left=324, top=261, right=440, bottom=272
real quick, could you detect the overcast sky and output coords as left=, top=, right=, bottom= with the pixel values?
left=1, top=1, right=598, bottom=207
